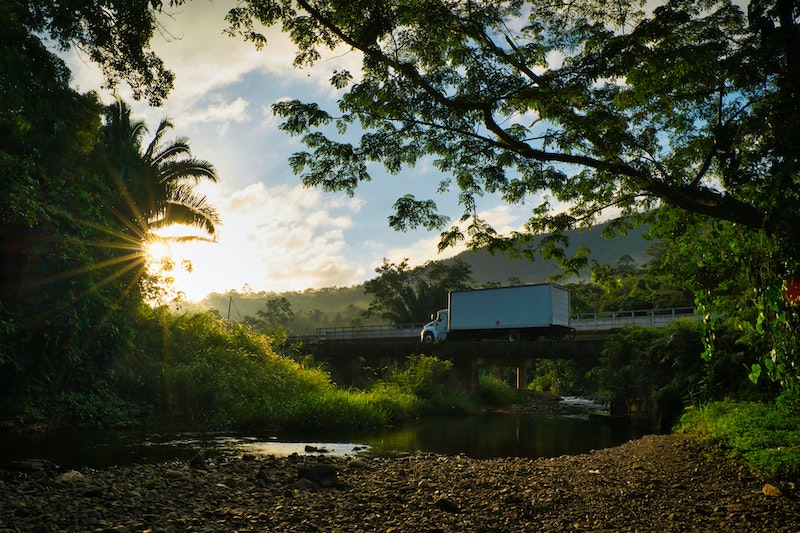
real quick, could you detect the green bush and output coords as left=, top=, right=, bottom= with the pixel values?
left=147, top=311, right=407, bottom=430
left=53, top=388, right=145, bottom=429
left=3, top=304, right=487, bottom=431
left=376, top=355, right=475, bottom=414
left=527, top=359, right=591, bottom=396
left=678, top=400, right=800, bottom=481
left=587, top=321, right=706, bottom=428
left=478, top=372, right=526, bottom=407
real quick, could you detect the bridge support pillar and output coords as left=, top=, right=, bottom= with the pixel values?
left=449, top=356, right=479, bottom=393
left=515, top=367, right=525, bottom=390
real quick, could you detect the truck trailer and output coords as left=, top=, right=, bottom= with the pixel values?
left=420, top=283, right=572, bottom=343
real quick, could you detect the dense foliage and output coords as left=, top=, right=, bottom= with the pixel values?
left=2, top=307, right=429, bottom=431
left=479, top=372, right=528, bottom=407
left=1, top=2, right=141, bottom=413
left=225, top=0, right=799, bottom=245
left=646, top=207, right=800, bottom=404
left=589, top=321, right=768, bottom=430
left=3, top=0, right=800, bottom=454
left=374, top=354, right=477, bottom=415
left=0, top=1, right=220, bottom=428
left=16, top=0, right=177, bottom=105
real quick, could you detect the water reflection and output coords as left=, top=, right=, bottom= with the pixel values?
left=0, top=412, right=645, bottom=470
left=353, top=413, right=642, bottom=458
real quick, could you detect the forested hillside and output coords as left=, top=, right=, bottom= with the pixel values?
left=192, top=286, right=373, bottom=323
left=449, top=222, right=650, bottom=286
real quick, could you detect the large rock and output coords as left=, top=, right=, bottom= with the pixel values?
left=297, top=463, right=339, bottom=488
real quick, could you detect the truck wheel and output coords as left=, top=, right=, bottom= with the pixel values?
left=423, top=332, right=435, bottom=343
left=507, top=329, right=521, bottom=342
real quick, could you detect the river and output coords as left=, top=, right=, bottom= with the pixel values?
left=0, top=399, right=646, bottom=470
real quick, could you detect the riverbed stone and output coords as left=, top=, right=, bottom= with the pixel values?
left=433, top=496, right=460, bottom=513
left=762, top=482, right=784, bottom=497
left=189, top=450, right=207, bottom=469
left=55, top=469, right=85, bottom=482
left=297, top=463, right=339, bottom=487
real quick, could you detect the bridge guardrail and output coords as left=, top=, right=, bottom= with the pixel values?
left=570, top=307, right=698, bottom=331
left=314, top=323, right=425, bottom=341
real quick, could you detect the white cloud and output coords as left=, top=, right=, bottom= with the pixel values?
left=181, top=97, right=250, bottom=131
left=481, top=204, right=527, bottom=234
left=65, top=1, right=358, bottom=122
left=151, top=2, right=361, bottom=113
left=164, top=182, right=368, bottom=299
left=380, top=233, right=465, bottom=271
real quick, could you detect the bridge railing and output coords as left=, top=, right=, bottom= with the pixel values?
left=570, top=307, right=698, bottom=331
left=315, top=322, right=425, bottom=341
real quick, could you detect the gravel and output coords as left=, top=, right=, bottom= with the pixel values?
left=1, top=434, right=797, bottom=532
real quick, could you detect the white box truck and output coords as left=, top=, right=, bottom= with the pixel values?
left=420, top=283, right=572, bottom=343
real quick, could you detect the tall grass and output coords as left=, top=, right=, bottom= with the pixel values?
left=19, top=308, right=510, bottom=431
left=131, top=309, right=425, bottom=430
left=375, top=354, right=477, bottom=414
left=678, top=400, right=800, bottom=481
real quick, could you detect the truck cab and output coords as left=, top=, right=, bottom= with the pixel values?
left=421, top=309, right=448, bottom=343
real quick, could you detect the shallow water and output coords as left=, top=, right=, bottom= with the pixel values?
left=0, top=402, right=644, bottom=469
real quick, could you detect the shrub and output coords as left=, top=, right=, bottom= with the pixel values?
left=376, top=355, right=475, bottom=414
left=527, top=359, right=592, bottom=396
left=678, top=400, right=800, bottom=481
left=587, top=320, right=707, bottom=428
left=479, top=372, right=526, bottom=407
left=110, top=309, right=419, bottom=431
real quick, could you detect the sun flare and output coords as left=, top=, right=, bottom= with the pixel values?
left=142, top=225, right=226, bottom=302
left=144, top=240, right=173, bottom=266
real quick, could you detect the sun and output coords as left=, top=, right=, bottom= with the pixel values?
left=144, top=240, right=173, bottom=265
left=143, top=225, right=223, bottom=302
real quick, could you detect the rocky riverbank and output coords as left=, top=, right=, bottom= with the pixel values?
left=1, top=434, right=797, bottom=532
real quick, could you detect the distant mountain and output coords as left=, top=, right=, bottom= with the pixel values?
left=188, top=221, right=653, bottom=319
left=187, top=285, right=372, bottom=322
left=450, top=221, right=652, bottom=286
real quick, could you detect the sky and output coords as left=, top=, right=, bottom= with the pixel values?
left=63, top=1, right=538, bottom=301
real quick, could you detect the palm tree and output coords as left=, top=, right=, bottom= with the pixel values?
left=98, top=99, right=221, bottom=242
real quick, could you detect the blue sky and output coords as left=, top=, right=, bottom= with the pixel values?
left=63, top=0, right=535, bottom=300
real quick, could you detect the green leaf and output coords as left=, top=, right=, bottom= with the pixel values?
left=748, top=363, right=762, bottom=385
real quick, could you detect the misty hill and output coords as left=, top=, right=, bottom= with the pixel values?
left=189, top=221, right=653, bottom=321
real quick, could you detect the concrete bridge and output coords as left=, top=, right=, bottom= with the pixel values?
left=290, top=307, right=698, bottom=391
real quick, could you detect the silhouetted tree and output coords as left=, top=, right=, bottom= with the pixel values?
left=363, top=259, right=473, bottom=323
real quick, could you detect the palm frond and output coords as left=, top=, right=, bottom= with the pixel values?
left=158, top=158, right=218, bottom=184
left=144, top=118, right=174, bottom=160
left=150, top=137, right=192, bottom=167
left=99, top=98, right=222, bottom=243
left=152, top=183, right=221, bottom=237
left=129, top=121, right=148, bottom=152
